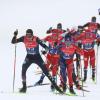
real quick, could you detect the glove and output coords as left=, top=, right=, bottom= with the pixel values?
left=14, top=29, right=18, bottom=36
left=46, top=27, right=52, bottom=34
left=98, top=8, right=100, bottom=15
left=49, top=27, right=52, bottom=31
left=41, top=50, right=47, bottom=55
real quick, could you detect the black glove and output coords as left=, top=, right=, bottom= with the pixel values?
left=98, top=8, right=100, bottom=15
left=49, top=27, right=52, bottom=30
left=46, top=27, right=52, bottom=34
left=14, top=29, right=18, bottom=36
left=41, top=50, right=47, bottom=55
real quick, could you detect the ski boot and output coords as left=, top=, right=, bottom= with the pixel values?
left=62, top=83, right=66, bottom=93
left=19, top=81, right=27, bottom=93
left=92, top=76, right=95, bottom=82
left=34, top=73, right=45, bottom=86
left=59, top=83, right=63, bottom=91
left=47, top=74, right=63, bottom=94
left=92, top=69, right=95, bottom=82
left=34, top=79, right=43, bottom=86
left=69, top=86, right=76, bottom=94
left=76, top=83, right=82, bottom=90
left=51, top=84, right=55, bottom=91
left=72, top=72, right=82, bottom=90
left=50, top=76, right=57, bottom=91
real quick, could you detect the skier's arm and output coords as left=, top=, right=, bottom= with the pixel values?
left=11, top=36, right=24, bottom=44
left=36, top=37, right=49, bottom=50
left=46, top=27, right=52, bottom=34
left=83, top=23, right=89, bottom=28
left=74, top=32, right=84, bottom=41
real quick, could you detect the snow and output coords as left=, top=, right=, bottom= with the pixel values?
left=0, top=0, right=100, bottom=100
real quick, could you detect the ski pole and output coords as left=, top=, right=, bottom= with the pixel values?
left=95, top=45, right=99, bottom=84
left=13, top=43, right=17, bottom=92
left=98, top=8, right=100, bottom=15
left=89, top=60, right=92, bottom=79
left=13, top=29, right=18, bottom=92
left=80, top=56, right=85, bottom=97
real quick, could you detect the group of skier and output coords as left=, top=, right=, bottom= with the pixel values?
left=11, top=16, right=100, bottom=95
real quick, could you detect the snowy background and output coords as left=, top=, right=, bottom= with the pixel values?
left=0, top=0, right=100, bottom=100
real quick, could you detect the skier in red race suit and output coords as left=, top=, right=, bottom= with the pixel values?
left=64, top=27, right=83, bottom=88
left=11, top=29, right=63, bottom=93
left=34, top=23, right=66, bottom=91
left=42, top=33, right=62, bottom=91
left=75, top=29, right=99, bottom=82
left=70, top=26, right=83, bottom=79
left=58, top=33, right=84, bottom=94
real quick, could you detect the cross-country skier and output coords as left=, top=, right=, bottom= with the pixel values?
left=70, top=26, right=83, bottom=79
left=75, top=29, right=98, bottom=82
left=11, top=29, right=63, bottom=93
left=58, top=33, right=84, bottom=94
left=62, top=27, right=83, bottom=90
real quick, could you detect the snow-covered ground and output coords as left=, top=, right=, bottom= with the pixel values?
left=0, top=0, right=100, bottom=100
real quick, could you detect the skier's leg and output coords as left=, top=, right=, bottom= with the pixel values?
left=66, top=59, right=76, bottom=94
left=45, top=53, right=51, bottom=70
left=34, top=54, right=63, bottom=93
left=50, top=55, right=59, bottom=91
left=34, top=73, right=45, bottom=86
left=90, top=49, right=95, bottom=81
left=83, top=50, right=89, bottom=82
left=20, top=57, right=32, bottom=93
left=72, top=67, right=82, bottom=89
left=59, top=57, right=67, bottom=92
left=52, top=55, right=59, bottom=76
left=34, top=54, right=51, bottom=85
